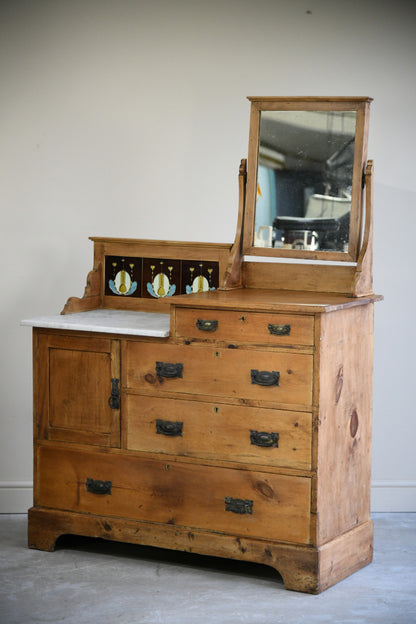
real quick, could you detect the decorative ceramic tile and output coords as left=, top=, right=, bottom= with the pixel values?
left=105, top=256, right=142, bottom=298
left=142, top=258, right=181, bottom=299
left=181, top=260, right=219, bottom=294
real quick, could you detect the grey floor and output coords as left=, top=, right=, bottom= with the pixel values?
left=0, top=514, right=415, bottom=624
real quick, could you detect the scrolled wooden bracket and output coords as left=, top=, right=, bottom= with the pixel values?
left=60, top=263, right=102, bottom=314
left=219, top=158, right=246, bottom=290
left=352, top=160, right=374, bottom=297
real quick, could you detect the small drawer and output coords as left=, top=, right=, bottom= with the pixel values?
left=174, top=308, right=314, bottom=346
left=125, top=396, right=312, bottom=470
left=37, top=446, right=311, bottom=544
left=125, top=342, right=313, bottom=408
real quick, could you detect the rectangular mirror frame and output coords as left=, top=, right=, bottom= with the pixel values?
left=242, top=97, right=372, bottom=262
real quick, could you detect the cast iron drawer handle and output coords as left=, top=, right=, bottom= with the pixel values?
left=196, top=319, right=218, bottom=332
left=156, top=419, right=183, bottom=436
left=86, top=478, right=112, bottom=495
left=251, top=369, right=280, bottom=386
left=250, top=430, right=279, bottom=447
left=225, top=497, right=253, bottom=515
left=156, top=362, right=183, bottom=378
left=268, top=323, right=291, bottom=336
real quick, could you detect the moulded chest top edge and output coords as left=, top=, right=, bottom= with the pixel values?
left=170, top=288, right=383, bottom=314
left=21, top=309, right=170, bottom=337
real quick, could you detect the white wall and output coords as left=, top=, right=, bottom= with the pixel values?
left=1, top=0, right=415, bottom=513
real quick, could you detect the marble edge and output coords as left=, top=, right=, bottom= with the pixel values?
left=21, top=311, right=171, bottom=338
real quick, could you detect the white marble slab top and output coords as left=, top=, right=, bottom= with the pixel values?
left=21, top=309, right=171, bottom=338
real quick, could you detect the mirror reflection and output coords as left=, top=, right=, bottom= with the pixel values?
left=254, top=110, right=356, bottom=251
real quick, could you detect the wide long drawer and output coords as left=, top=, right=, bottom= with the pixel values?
left=125, top=395, right=312, bottom=470
left=125, top=342, right=313, bottom=408
left=37, top=446, right=311, bottom=544
left=174, top=308, right=314, bottom=346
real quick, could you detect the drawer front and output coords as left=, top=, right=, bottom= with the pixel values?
left=175, top=308, right=314, bottom=346
left=126, top=396, right=312, bottom=470
left=126, top=342, right=313, bottom=407
left=38, top=446, right=311, bottom=544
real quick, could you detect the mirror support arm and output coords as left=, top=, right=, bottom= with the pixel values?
left=220, top=159, right=247, bottom=290
left=353, top=160, right=374, bottom=296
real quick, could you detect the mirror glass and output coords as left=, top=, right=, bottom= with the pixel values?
left=253, top=110, right=356, bottom=252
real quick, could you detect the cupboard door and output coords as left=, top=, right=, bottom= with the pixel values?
left=36, top=332, right=120, bottom=447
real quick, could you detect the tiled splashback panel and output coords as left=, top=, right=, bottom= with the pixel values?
left=105, top=256, right=219, bottom=299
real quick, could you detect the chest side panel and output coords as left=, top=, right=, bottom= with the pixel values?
left=315, top=304, right=374, bottom=545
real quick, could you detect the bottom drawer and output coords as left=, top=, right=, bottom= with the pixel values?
left=37, top=446, right=311, bottom=544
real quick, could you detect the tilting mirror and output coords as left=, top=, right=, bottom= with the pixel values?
left=242, top=97, right=372, bottom=261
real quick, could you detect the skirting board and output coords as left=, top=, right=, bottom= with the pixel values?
left=1, top=481, right=416, bottom=514
left=0, top=482, right=33, bottom=514
left=371, top=481, right=416, bottom=513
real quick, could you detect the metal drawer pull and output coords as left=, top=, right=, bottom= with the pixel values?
left=268, top=323, right=291, bottom=336
left=156, top=419, right=183, bottom=436
left=250, top=430, right=279, bottom=447
left=196, top=319, right=218, bottom=332
left=108, top=378, right=120, bottom=409
left=251, top=369, right=280, bottom=386
left=225, top=497, right=253, bottom=515
left=86, top=478, right=112, bottom=495
left=156, top=362, right=183, bottom=378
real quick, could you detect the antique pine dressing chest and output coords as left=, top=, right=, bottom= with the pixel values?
left=23, top=97, right=381, bottom=593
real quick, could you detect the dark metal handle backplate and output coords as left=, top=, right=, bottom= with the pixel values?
left=225, top=497, right=253, bottom=515
left=196, top=319, right=218, bottom=332
left=251, top=369, right=280, bottom=386
left=156, top=362, right=183, bottom=378
left=86, top=478, right=112, bottom=495
left=268, top=323, right=291, bottom=336
left=156, top=419, right=183, bottom=436
left=108, top=378, right=120, bottom=409
left=250, top=430, right=279, bottom=447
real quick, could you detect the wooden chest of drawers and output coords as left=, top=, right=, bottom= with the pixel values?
left=28, top=289, right=376, bottom=593
left=25, top=97, right=379, bottom=593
